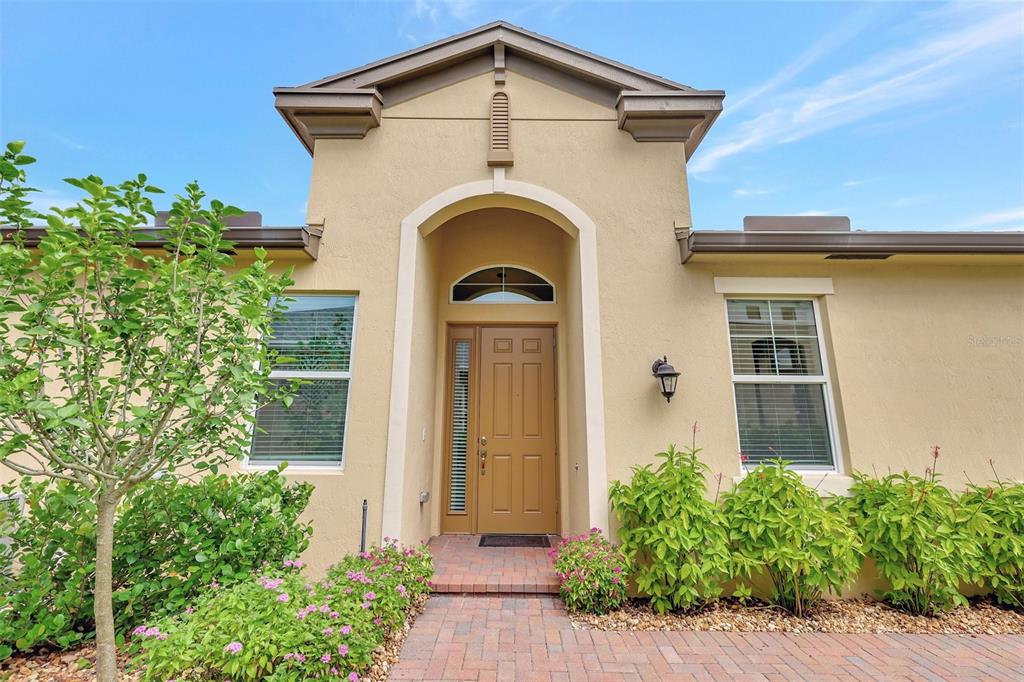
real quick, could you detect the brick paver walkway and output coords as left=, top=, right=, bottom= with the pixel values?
left=390, top=594, right=1024, bottom=681
left=429, top=535, right=560, bottom=594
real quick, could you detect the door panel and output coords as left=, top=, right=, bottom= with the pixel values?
left=477, top=326, right=557, bottom=534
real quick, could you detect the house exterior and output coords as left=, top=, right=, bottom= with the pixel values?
left=6, top=22, right=1023, bottom=575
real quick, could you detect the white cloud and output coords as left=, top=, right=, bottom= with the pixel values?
left=48, top=132, right=87, bottom=151
left=732, top=188, right=773, bottom=198
left=887, top=195, right=930, bottom=208
left=960, top=205, right=1024, bottom=229
left=29, top=188, right=79, bottom=214
left=722, top=6, right=878, bottom=120
left=401, top=0, right=481, bottom=43
left=793, top=208, right=845, bottom=217
left=842, top=179, right=872, bottom=188
left=690, top=5, right=1024, bottom=175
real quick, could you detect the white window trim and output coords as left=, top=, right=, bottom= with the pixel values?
left=723, top=296, right=845, bottom=476
left=714, top=277, right=834, bottom=296
left=449, top=264, right=556, bottom=304
left=243, top=295, right=358, bottom=473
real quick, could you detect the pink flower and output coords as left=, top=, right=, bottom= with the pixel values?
left=277, top=593, right=290, bottom=603
left=321, top=653, right=331, bottom=663
left=261, top=577, right=284, bottom=590
left=330, top=611, right=340, bottom=619
left=363, top=591, right=376, bottom=601
left=323, top=627, right=334, bottom=636
left=361, top=601, right=371, bottom=609
left=338, top=644, right=349, bottom=656
left=341, top=625, right=352, bottom=635
left=224, top=642, right=243, bottom=655
left=349, top=673, right=360, bottom=682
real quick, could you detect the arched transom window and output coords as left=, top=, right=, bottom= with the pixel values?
left=450, top=265, right=555, bottom=303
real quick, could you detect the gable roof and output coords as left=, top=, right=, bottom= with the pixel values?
left=274, top=21, right=724, bottom=158
left=298, top=20, right=698, bottom=93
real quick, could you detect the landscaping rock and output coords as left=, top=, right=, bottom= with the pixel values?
left=572, top=596, right=1024, bottom=635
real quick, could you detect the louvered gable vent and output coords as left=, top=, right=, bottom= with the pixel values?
left=487, top=92, right=513, bottom=167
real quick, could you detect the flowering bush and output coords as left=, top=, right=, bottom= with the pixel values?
left=137, top=540, right=433, bottom=681
left=609, top=443, right=732, bottom=613
left=551, top=529, right=629, bottom=614
left=0, top=468, right=312, bottom=658
left=722, top=461, right=861, bottom=616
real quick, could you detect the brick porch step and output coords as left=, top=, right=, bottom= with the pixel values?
left=428, top=534, right=561, bottom=595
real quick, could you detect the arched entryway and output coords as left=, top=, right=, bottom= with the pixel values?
left=381, top=178, right=608, bottom=543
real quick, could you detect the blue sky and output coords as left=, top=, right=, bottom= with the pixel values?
left=2, top=1, right=1022, bottom=231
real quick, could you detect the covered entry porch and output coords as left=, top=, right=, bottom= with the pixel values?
left=427, top=534, right=560, bottom=594
left=380, top=178, right=609, bottom=547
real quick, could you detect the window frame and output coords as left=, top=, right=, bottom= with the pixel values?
left=724, top=296, right=844, bottom=474
left=243, top=293, right=358, bottom=472
left=449, top=264, right=556, bottom=305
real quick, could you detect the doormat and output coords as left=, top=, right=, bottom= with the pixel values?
left=479, top=535, right=551, bottom=548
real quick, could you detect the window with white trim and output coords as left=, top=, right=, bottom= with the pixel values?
left=250, top=295, right=356, bottom=466
left=726, top=299, right=838, bottom=470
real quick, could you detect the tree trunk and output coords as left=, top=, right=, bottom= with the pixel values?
left=94, top=492, right=119, bottom=682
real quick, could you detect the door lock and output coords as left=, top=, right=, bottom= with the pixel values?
left=479, top=436, right=488, bottom=476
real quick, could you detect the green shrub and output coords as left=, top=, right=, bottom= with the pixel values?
left=961, top=474, right=1024, bottom=609
left=721, top=461, right=861, bottom=616
left=551, top=529, right=629, bottom=614
left=138, top=541, right=433, bottom=681
left=846, top=464, right=982, bottom=615
left=609, top=444, right=732, bottom=613
left=0, top=468, right=313, bottom=656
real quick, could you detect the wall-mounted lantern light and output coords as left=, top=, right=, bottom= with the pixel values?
left=651, top=356, right=680, bottom=403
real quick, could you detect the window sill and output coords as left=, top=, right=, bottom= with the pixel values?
left=732, top=472, right=853, bottom=497
left=242, top=462, right=346, bottom=475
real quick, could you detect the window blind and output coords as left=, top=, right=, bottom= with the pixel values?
left=251, top=295, right=356, bottom=466
left=727, top=299, right=836, bottom=469
left=269, top=296, right=355, bottom=372
left=448, top=340, right=471, bottom=513
left=251, top=379, right=350, bottom=463
left=734, top=383, right=833, bottom=468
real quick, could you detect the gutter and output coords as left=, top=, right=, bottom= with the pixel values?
left=1, top=225, right=322, bottom=260
left=679, top=229, right=1024, bottom=263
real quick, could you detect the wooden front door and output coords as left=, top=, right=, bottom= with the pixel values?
left=478, top=326, right=558, bottom=533
left=441, top=325, right=558, bottom=534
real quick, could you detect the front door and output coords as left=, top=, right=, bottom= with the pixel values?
left=477, top=326, right=558, bottom=533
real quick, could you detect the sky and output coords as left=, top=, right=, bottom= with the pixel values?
left=1, top=0, right=1022, bottom=231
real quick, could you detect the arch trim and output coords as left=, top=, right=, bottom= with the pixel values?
left=381, top=177, right=609, bottom=540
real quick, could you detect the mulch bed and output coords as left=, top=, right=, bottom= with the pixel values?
left=0, top=594, right=428, bottom=682
left=572, top=597, right=1024, bottom=635
left=0, top=648, right=141, bottom=682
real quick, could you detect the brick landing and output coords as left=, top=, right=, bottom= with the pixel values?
left=390, top=594, right=1024, bottom=681
left=429, top=535, right=560, bottom=594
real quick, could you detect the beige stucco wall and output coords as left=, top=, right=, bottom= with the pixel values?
left=4, top=64, right=1021, bottom=585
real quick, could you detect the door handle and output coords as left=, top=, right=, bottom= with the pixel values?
left=480, top=448, right=487, bottom=475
